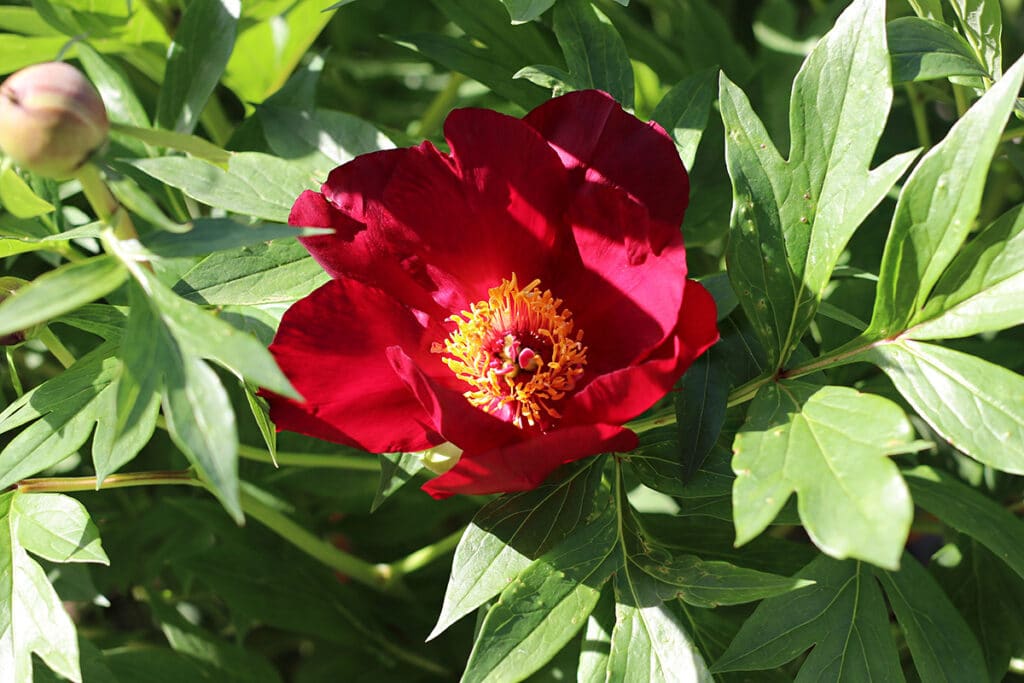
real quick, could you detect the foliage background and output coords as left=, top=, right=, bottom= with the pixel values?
left=2, top=0, right=1024, bottom=681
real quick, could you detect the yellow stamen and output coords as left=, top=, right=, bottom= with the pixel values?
left=441, top=274, right=587, bottom=430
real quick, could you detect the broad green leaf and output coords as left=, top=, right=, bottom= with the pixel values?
left=0, top=256, right=127, bottom=338
left=461, top=507, right=618, bottom=683
left=931, top=539, right=1024, bottom=681
left=0, top=348, right=118, bottom=489
left=139, top=268, right=297, bottom=398
left=259, top=106, right=394, bottom=179
left=609, top=569, right=713, bottom=683
left=155, top=0, right=240, bottom=133
left=172, top=240, right=329, bottom=305
left=633, top=554, right=812, bottom=608
left=392, top=34, right=547, bottom=111
left=0, top=166, right=54, bottom=218
left=651, top=68, right=716, bottom=170
left=904, top=466, right=1024, bottom=581
left=714, top=557, right=904, bottom=680
left=720, top=0, right=917, bottom=368
left=129, top=153, right=318, bottom=223
left=222, top=0, right=335, bottom=106
left=91, top=382, right=160, bottom=483
left=673, top=345, right=729, bottom=481
left=428, top=457, right=606, bottom=639
left=909, top=205, right=1024, bottom=339
left=875, top=552, right=988, bottom=682
left=577, top=590, right=614, bottom=683
left=142, top=218, right=317, bottom=259
left=888, top=17, right=990, bottom=83
left=867, top=341, right=1024, bottom=474
left=0, top=491, right=82, bottom=682
left=500, top=0, right=554, bottom=24
left=552, top=0, right=634, bottom=106
left=77, top=45, right=151, bottom=130
left=13, top=494, right=108, bottom=565
left=55, top=304, right=127, bottom=341
left=371, top=452, right=425, bottom=513
left=871, top=57, right=1024, bottom=334
left=732, top=382, right=913, bottom=569
left=111, top=124, right=230, bottom=167
left=162, top=349, right=241, bottom=522
left=948, top=0, right=1002, bottom=79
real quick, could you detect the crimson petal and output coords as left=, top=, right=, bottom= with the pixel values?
left=267, top=278, right=449, bottom=453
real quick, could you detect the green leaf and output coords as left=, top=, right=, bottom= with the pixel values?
left=552, top=0, right=634, bottom=107
left=139, top=269, right=298, bottom=398
left=609, top=568, right=713, bottom=683
left=371, top=452, right=425, bottom=513
left=13, top=493, right=108, bottom=565
left=888, top=17, right=990, bottom=83
left=155, top=0, right=240, bottom=133
left=0, top=491, right=83, bottom=682
left=910, top=205, right=1024, bottom=339
left=875, top=552, right=988, bottom=682
left=871, top=57, right=1024, bottom=334
left=633, top=554, right=812, bottom=609
left=173, top=240, right=328, bottom=306
left=55, top=304, right=127, bottom=341
left=651, top=68, right=716, bottom=170
left=162, top=349, right=241, bottom=522
left=392, top=34, right=547, bottom=111
left=76, top=45, right=151, bottom=130
left=714, top=557, right=904, bottom=680
left=931, top=539, right=1024, bottom=680
left=428, top=457, right=606, bottom=639
left=732, top=382, right=913, bottom=569
left=867, top=341, right=1024, bottom=475
left=904, top=466, right=1024, bottom=581
left=0, top=256, right=127, bottom=338
left=577, top=589, right=614, bottom=682
left=129, top=153, right=318, bottom=223
left=719, top=0, right=917, bottom=368
left=907, top=0, right=944, bottom=20
left=948, top=0, right=1002, bottom=79
left=461, top=507, right=618, bottom=683
left=0, top=350, right=117, bottom=489
left=111, top=124, right=230, bottom=167
left=499, top=0, right=554, bottom=24
left=674, top=344, right=729, bottom=481
left=259, top=106, right=394, bottom=178
left=142, top=218, right=317, bottom=259
left=0, top=166, right=54, bottom=218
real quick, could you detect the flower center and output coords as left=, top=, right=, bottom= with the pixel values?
left=439, top=275, right=587, bottom=430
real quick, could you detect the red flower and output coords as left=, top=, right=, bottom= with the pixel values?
left=267, top=90, right=719, bottom=498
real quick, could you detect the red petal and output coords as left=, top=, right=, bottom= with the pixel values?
left=267, top=278, right=449, bottom=453
left=554, top=183, right=689, bottom=376
left=525, top=89, right=689, bottom=243
left=292, top=108, right=571, bottom=311
left=563, top=279, right=719, bottom=426
left=385, top=346, right=523, bottom=454
left=422, top=425, right=638, bottom=498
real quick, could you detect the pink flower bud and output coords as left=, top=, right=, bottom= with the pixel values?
left=0, top=62, right=109, bottom=179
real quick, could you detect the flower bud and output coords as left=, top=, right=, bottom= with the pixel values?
left=0, top=62, right=109, bottom=179
left=0, top=277, right=33, bottom=346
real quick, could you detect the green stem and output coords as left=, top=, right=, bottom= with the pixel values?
left=4, top=348, right=23, bottom=397
left=905, top=82, right=931, bottom=149
left=626, top=406, right=676, bottom=434
left=15, top=469, right=203, bottom=493
left=415, top=73, right=468, bottom=138
left=952, top=83, right=971, bottom=118
left=75, top=164, right=139, bottom=241
left=37, top=326, right=77, bottom=369
left=237, top=443, right=380, bottom=472
left=390, top=526, right=464, bottom=578
left=238, top=489, right=402, bottom=595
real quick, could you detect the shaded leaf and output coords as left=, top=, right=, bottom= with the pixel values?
left=552, top=0, right=634, bottom=106
left=888, top=17, right=989, bottom=83
left=651, top=68, right=716, bottom=170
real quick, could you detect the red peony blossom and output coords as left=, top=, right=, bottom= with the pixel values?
left=267, top=90, right=719, bottom=499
